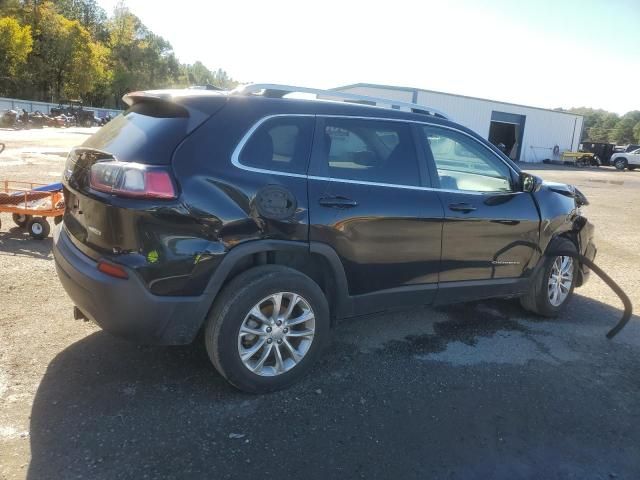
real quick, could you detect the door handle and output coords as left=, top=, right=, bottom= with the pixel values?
left=319, top=196, right=358, bottom=208
left=448, top=202, right=476, bottom=213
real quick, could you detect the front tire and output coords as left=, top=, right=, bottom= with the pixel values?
left=520, top=238, right=578, bottom=317
left=204, top=265, right=330, bottom=393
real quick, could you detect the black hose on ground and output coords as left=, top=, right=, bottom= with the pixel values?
left=548, top=249, right=632, bottom=339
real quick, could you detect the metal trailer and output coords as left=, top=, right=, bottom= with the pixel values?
left=560, top=151, right=598, bottom=167
left=0, top=181, right=64, bottom=239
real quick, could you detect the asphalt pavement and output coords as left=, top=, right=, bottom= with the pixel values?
left=0, top=132, right=638, bottom=480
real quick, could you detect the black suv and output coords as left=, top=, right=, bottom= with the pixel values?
left=53, top=85, right=596, bottom=393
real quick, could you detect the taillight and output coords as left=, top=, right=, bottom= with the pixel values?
left=90, top=161, right=176, bottom=199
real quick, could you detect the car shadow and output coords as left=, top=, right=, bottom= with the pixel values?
left=0, top=225, right=52, bottom=259
left=27, top=295, right=638, bottom=479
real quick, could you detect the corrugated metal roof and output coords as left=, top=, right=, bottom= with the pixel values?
left=332, top=83, right=583, bottom=119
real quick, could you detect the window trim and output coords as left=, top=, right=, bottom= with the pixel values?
left=231, top=114, right=520, bottom=191
left=232, top=114, right=315, bottom=179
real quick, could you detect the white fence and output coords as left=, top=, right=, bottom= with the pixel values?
left=0, top=97, right=121, bottom=119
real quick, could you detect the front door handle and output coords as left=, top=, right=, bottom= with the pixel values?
left=448, top=202, right=477, bottom=213
left=319, top=196, right=358, bottom=208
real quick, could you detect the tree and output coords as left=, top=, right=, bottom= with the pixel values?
left=33, top=2, right=108, bottom=100
left=183, top=61, right=238, bottom=89
left=0, top=16, right=33, bottom=94
left=610, top=112, right=640, bottom=145
left=0, top=0, right=240, bottom=107
left=54, top=0, right=109, bottom=41
left=211, top=67, right=237, bottom=89
left=634, top=122, right=640, bottom=144
left=185, top=60, right=214, bottom=85
left=107, top=3, right=181, bottom=106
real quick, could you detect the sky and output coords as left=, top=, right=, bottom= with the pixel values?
left=96, top=0, right=639, bottom=114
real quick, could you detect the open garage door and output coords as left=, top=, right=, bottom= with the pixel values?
left=489, top=111, right=526, bottom=161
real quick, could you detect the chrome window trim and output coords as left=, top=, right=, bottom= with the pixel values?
left=231, top=114, right=314, bottom=179
left=306, top=175, right=512, bottom=196
left=231, top=113, right=520, bottom=190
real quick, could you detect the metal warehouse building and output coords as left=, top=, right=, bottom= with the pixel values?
left=331, top=83, right=584, bottom=163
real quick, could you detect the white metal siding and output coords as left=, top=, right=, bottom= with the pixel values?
left=335, top=86, right=583, bottom=163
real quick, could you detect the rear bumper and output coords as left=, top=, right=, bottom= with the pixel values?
left=53, top=225, right=205, bottom=345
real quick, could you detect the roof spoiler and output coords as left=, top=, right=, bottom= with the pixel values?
left=122, top=91, right=174, bottom=107
left=121, top=91, right=191, bottom=118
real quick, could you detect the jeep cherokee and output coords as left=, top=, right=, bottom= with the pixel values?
left=53, top=84, right=596, bottom=393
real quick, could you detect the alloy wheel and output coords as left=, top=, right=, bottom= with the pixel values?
left=237, top=292, right=315, bottom=376
left=548, top=256, right=574, bottom=307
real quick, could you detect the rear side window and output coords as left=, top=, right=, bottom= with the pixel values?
left=319, top=118, right=420, bottom=186
left=239, top=117, right=314, bottom=174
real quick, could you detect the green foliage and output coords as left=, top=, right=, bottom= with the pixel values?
left=1, top=0, right=238, bottom=107
left=54, top=0, right=109, bottom=40
left=562, top=108, right=640, bottom=145
left=107, top=4, right=183, bottom=105
left=0, top=16, right=33, bottom=92
left=182, top=62, right=238, bottom=90
left=33, top=3, right=109, bottom=99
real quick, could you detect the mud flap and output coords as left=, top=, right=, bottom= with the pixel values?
left=548, top=249, right=632, bottom=339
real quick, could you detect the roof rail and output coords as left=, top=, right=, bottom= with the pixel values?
left=231, top=83, right=450, bottom=119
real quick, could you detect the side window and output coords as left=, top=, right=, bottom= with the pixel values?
left=422, top=126, right=513, bottom=192
left=321, top=118, right=421, bottom=186
left=239, top=117, right=313, bottom=174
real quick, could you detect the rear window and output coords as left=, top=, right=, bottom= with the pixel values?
left=81, top=103, right=193, bottom=165
left=238, top=116, right=314, bottom=174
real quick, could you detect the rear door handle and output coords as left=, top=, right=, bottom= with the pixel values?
left=448, top=202, right=476, bottom=213
left=319, top=196, right=358, bottom=208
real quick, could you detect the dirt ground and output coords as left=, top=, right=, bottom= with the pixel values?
left=1, top=127, right=639, bottom=479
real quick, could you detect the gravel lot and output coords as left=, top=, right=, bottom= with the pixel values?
left=1, top=128, right=639, bottom=479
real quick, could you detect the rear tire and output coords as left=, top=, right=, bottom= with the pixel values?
left=520, top=238, right=578, bottom=317
left=27, top=217, right=50, bottom=240
left=12, top=213, right=32, bottom=228
left=204, top=265, right=330, bottom=393
left=614, top=158, right=627, bottom=170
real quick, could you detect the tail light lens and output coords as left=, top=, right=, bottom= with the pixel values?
left=90, top=161, right=176, bottom=199
left=97, top=260, right=129, bottom=279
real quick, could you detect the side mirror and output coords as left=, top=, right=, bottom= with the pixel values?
left=520, top=172, right=541, bottom=193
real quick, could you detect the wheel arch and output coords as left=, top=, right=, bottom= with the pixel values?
left=198, top=240, right=351, bottom=330
left=546, top=232, right=584, bottom=285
